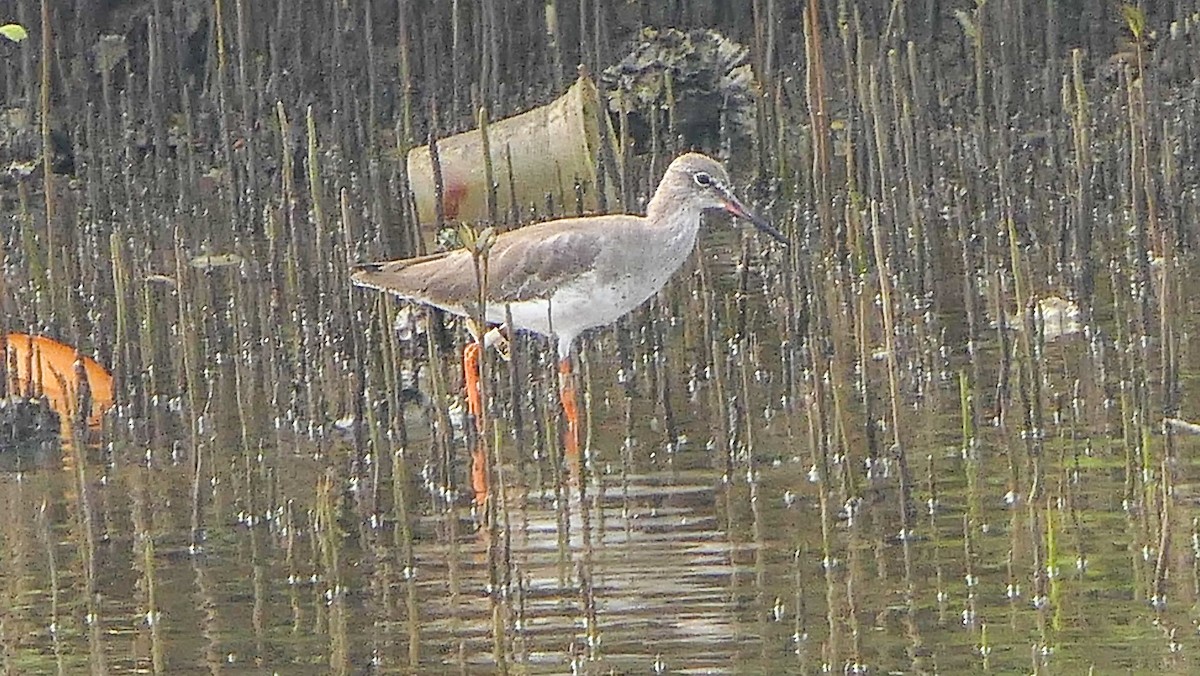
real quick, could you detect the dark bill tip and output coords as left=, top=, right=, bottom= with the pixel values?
left=723, top=199, right=788, bottom=246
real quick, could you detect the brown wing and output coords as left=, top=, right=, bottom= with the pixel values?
left=485, top=221, right=608, bottom=302
left=351, top=216, right=620, bottom=307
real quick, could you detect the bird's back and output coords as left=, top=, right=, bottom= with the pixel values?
left=351, top=214, right=651, bottom=310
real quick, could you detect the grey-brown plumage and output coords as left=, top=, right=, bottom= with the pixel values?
left=352, top=216, right=607, bottom=307
left=352, top=152, right=784, bottom=358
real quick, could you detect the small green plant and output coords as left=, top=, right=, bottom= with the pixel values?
left=1120, top=4, right=1146, bottom=43
left=0, top=23, right=28, bottom=42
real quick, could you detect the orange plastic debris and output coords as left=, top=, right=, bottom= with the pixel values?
left=2, top=333, right=114, bottom=428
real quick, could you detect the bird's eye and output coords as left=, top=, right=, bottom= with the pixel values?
left=693, top=171, right=712, bottom=187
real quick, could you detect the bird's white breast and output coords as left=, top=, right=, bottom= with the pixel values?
left=480, top=214, right=700, bottom=344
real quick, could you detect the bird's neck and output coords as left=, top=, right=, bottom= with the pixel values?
left=646, top=191, right=701, bottom=237
left=646, top=202, right=703, bottom=263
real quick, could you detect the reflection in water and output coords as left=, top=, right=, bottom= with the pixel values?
left=413, top=472, right=748, bottom=673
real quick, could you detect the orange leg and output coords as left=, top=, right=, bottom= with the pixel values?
left=558, top=358, right=580, bottom=456
left=463, top=341, right=488, bottom=507
left=463, top=341, right=483, bottom=424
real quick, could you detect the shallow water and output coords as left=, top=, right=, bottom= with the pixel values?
left=4, top=312, right=1200, bottom=674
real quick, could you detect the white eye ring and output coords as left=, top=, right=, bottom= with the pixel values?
left=693, top=171, right=712, bottom=187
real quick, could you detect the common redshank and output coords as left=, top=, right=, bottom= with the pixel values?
left=352, top=152, right=785, bottom=453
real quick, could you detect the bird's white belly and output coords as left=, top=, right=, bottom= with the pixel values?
left=482, top=273, right=660, bottom=341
